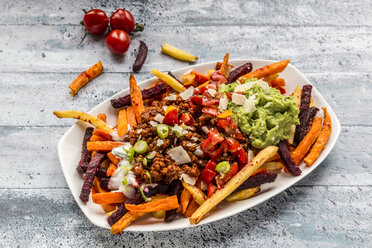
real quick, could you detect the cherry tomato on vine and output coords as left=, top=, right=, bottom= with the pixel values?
left=110, top=9, right=136, bottom=33
left=105, top=30, right=131, bottom=55
left=83, top=9, right=108, bottom=35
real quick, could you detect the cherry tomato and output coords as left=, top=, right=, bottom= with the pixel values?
left=105, top=30, right=131, bottom=55
left=83, top=9, right=108, bottom=35
left=200, top=169, right=216, bottom=184
left=109, top=9, right=136, bottom=33
left=163, top=109, right=178, bottom=126
left=207, top=184, right=217, bottom=197
left=208, top=129, right=224, bottom=145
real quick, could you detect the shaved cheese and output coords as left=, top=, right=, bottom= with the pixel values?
left=180, top=173, right=197, bottom=185
left=218, top=97, right=228, bottom=111
left=248, top=150, right=254, bottom=163
left=109, top=130, right=123, bottom=141
left=232, top=93, right=246, bottom=105
left=200, top=181, right=208, bottom=191
left=154, top=114, right=164, bottom=123
left=207, top=88, right=217, bottom=96
left=149, top=121, right=158, bottom=127
left=162, top=106, right=168, bottom=112
left=167, top=146, right=191, bottom=165
left=201, top=126, right=209, bottom=134
left=194, top=148, right=203, bottom=156
left=179, top=86, right=195, bottom=100
left=243, top=99, right=256, bottom=113
left=191, top=136, right=198, bottom=142
left=136, top=129, right=142, bottom=133
left=164, top=94, right=177, bottom=101
left=156, top=139, right=164, bottom=146
left=255, top=80, right=270, bottom=94
left=234, top=82, right=254, bottom=92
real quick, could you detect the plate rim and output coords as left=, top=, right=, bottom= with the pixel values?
left=57, top=59, right=341, bottom=232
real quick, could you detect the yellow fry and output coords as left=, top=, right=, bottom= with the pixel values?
left=219, top=53, right=230, bottom=78
left=53, top=110, right=112, bottom=132
left=110, top=211, right=147, bottom=234
left=225, top=186, right=260, bottom=202
left=261, top=161, right=284, bottom=171
left=182, top=181, right=207, bottom=206
left=129, top=74, right=145, bottom=123
left=189, top=146, right=278, bottom=224
left=161, top=43, right=198, bottom=62
left=304, top=107, right=332, bottom=166
left=69, top=61, right=103, bottom=96
left=150, top=69, right=186, bottom=93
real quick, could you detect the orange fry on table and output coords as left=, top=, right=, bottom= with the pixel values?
left=125, top=195, right=179, bottom=212
left=184, top=199, right=199, bottom=218
left=97, top=113, right=107, bottom=122
left=93, top=129, right=112, bottom=140
left=86, top=141, right=123, bottom=152
left=304, top=108, right=332, bottom=166
left=219, top=52, right=230, bottom=78
left=240, top=60, right=290, bottom=81
left=129, top=74, right=145, bottom=123
left=117, top=109, right=128, bottom=137
left=69, top=61, right=103, bottom=96
left=291, top=117, right=323, bottom=164
left=110, top=211, right=147, bottom=234
left=90, top=134, right=106, bottom=141
left=92, top=192, right=127, bottom=204
left=106, top=163, right=118, bottom=176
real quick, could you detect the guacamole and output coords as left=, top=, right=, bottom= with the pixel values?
left=219, top=79, right=299, bottom=149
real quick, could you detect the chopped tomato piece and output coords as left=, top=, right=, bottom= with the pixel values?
left=207, top=184, right=217, bottom=197
left=223, top=162, right=239, bottom=183
left=208, top=146, right=224, bottom=160
left=226, top=138, right=240, bottom=152
left=179, top=113, right=194, bottom=125
left=215, top=175, right=225, bottom=188
left=202, top=138, right=215, bottom=154
left=202, top=92, right=219, bottom=106
left=190, top=95, right=202, bottom=105
left=205, top=160, right=217, bottom=173
left=208, top=128, right=224, bottom=145
left=200, top=169, right=216, bottom=184
left=220, top=140, right=229, bottom=153
left=202, top=107, right=218, bottom=117
left=209, top=71, right=227, bottom=85
left=163, top=109, right=178, bottom=126
left=234, top=130, right=245, bottom=141
left=225, top=92, right=233, bottom=101
left=233, top=148, right=248, bottom=165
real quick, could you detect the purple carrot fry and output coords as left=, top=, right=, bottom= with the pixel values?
left=100, top=177, right=110, bottom=190
left=76, top=127, right=94, bottom=173
left=96, top=167, right=108, bottom=178
left=278, top=140, right=302, bottom=176
left=234, top=172, right=278, bottom=193
left=132, top=41, right=148, bottom=72
left=110, top=83, right=167, bottom=108
left=165, top=180, right=182, bottom=223
left=79, top=152, right=106, bottom=202
left=294, top=106, right=319, bottom=145
left=226, top=62, right=252, bottom=84
left=299, top=85, right=313, bottom=113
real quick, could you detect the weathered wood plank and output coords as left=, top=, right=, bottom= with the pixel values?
left=0, top=0, right=370, bottom=27
left=0, top=25, right=370, bottom=73
left=0, top=126, right=370, bottom=189
left=0, top=71, right=370, bottom=126
left=0, top=187, right=371, bottom=247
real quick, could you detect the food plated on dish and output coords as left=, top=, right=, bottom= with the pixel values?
left=55, top=55, right=340, bottom=233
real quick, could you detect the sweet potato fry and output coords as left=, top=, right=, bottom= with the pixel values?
left=181, top=74, right=196, bottom=86
left=53, top=110, right=112, bottom=133
left=117, top=109, right=128, bottom=137
left=107, top=152, right=121, bottom=165
left=106, top=163, right=118, bottom=176
left=291, top=117, right=323, bottom=164
left=182, top=182, right=207, bottom=206
left=129, top=74, right=145, bottom=123
left=89, top=135, right=106, bottom=141
left=225, top=186, right=260, bottom=202
left=93, top=129, right=112, bottom=140
left=92, top=192, right=127, bottom=204
left=68, top=61, right=103, bottom=96
left=97, top=113, right=107, bottom=122
left=189, top=146, right=278, bottom=224
left=180, top=188, right=192, bottom=214
left=110, top=211, right=147, bottom=234
left=219, top=53, right=230, bottom=78
left=161, top=43, right=198, bottom=62
left=240, top=60, right=290, bottom=81
left=126, top=106, right=137, bottom=127
left=304, top=108, right=332, bottom=166
left=271, top=78, right=286, bottom=87
left=184, top=199, right=199, bottom=218
left=86, top=141, right=124, bottom=152
left=150, top=69, right=186, bottom=93
left=125, top=195, right=179, bottom=212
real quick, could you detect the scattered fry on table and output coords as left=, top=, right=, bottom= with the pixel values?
left=161, top=42, right=198, bottom=62
left=117, top=109, right=128, bottom=137
left=304, top=108, right=332, bottom=166
left=68, top=61, right=103, bottom=96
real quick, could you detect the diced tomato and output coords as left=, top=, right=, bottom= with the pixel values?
left=223, top=162, right=239, bottom=183
left=163, top=109, right=178, bottom=126
left=225, top=92, right=233, bottom=101
left=275, top=86, right=287, bottom=94
left=209, top=71, right=227, bottom=85
left=202, top=92, right=219, bottom=106
left=208, top=146, right=224, bottom=160
left=233, top=148, right=248, bottom=165
left=202, top=107, right=218, bottom=117
left=179, top=113, right=194, bottom=125
left=220, top=140, right=229, bottom=153
left=199, top=86, right=208, bottom=94
left=200, top=169, right=216, bottom=184
left=202, top=138, right=215, bottom=154
left=190, top=95, right=202, bottom=105
left=234, top=130, right=245, bottom=141
left=207, top=184, right=217, bottom=197
left=205, top=160, right=217, bottom=173
left=206, top=83, right=217, bottom=90
left=226, top=138, right=240, bottom=152
left=215, top=175, right=225, bottom=188
left=217, top=117, right=236, bottom=135
left=208, top=128, right=224, bottom=145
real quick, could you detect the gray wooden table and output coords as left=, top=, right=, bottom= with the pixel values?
left=1, top=0, right=371, bottom=247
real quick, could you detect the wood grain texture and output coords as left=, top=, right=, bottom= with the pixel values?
left=0, top=0, right=371, bottom=246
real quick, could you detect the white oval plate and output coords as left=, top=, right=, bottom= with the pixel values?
left=58, top=59, right=341, bottom=231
